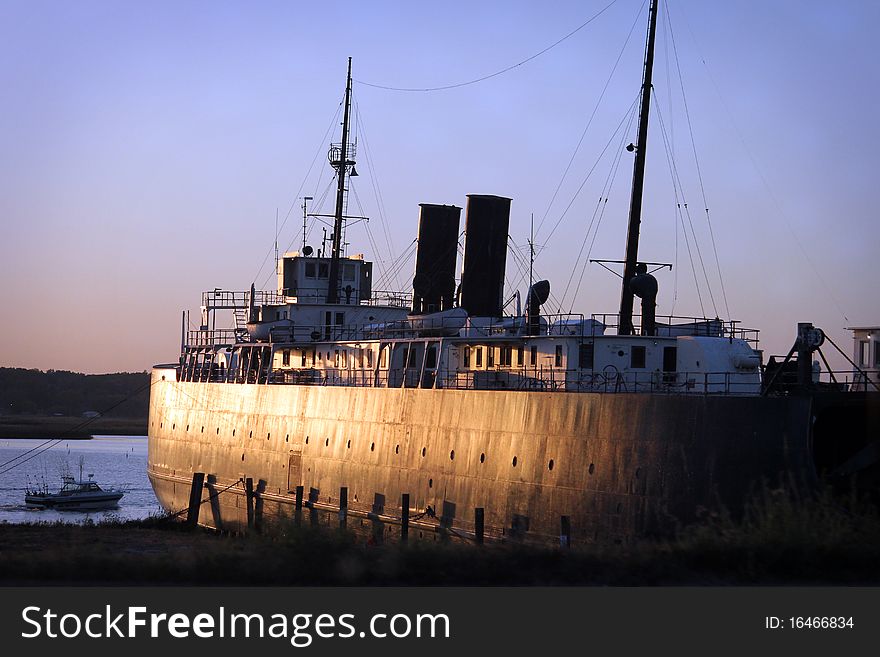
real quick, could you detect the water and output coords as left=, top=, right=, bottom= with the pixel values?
left=0, top=435, right=160, bottom=524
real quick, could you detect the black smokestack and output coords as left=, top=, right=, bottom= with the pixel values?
left=412, top=203, right=462, bottom=314
left=629, top=263, right=658, bottom=336
left=460, top=194, right=511, bottom=317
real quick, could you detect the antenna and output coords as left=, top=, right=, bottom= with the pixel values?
left=274, top=208, right=279, bottom=276
left=529, top=212, right=535, bottom=298
left=302, top=196, right=313, bottom=252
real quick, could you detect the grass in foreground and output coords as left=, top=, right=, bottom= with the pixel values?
left=1, top=486, right=878, bottom=585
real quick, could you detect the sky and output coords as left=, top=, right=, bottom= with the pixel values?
left=0, top=0, right=877, bottom=374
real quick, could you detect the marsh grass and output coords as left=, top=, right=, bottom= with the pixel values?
left=1, top=483, right=877, bottom=585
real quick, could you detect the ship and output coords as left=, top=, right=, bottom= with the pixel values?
left=147, top=0, right=879, bottom=544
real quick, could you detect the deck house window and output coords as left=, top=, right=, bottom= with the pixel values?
left=517, top=346, right=523, bottom=367
left=861, top=341, right=870, bottom=366
left=464, top=346, right=471, bottom=368
left=334, top=350, right=340, bottom=367
left=578, top=343, right=594, bottom=369
left=487, top=347, right=495, bottom=367
left=874, top=342, right=880, bottom=367
left=342, top=350, right=348, bottom=368
left=366, top=349, right=373, bottom=368
left=530, top=346, right=538, bottom=366
left=380, top=347, right=387, bottom=368
left=426, top=346, right=437, bottom=369
left=318, top=262, right=329, bottom=278
left=555, top=345, right=563, bottom=367
left=282, top=350, right=290, bottom=366
left=663, top=346, right=677, bottom=372
left=501, top=346, right=512, bottom=367
left=305, top=262, right=316, bottom=278
left=300, top=350, right=307, bottom=367
left=475, top=347, right=483, bottom=367
left=631, top=345, right=646, bottom=369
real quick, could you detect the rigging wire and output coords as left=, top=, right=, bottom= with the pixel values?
left=251, top=101, right=344, bottom=286
left=676, top=6, right=850, bottom=324
left=652, top=94, right=706, bottom=316
left=354, top=0, right=621, bottom=93
left=665, top=0, right=730, bottom=320
left=539, top=92, right=641, bottom=247
left=354, top=103, right=398, bottom=283
left=536, top=0, right=646, bottom=239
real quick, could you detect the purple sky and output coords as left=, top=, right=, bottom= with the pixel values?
left=1, top=0, right=876, bottom=374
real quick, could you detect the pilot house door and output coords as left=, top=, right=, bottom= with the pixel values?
left=287, top=444, right=303, bottom=493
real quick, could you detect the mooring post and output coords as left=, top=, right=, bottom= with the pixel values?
left=401, top=493, right=410, bottom=543
left=294, top=485, right=303, bottom=527
left=560, top=515, right=571, bottom=549
left=475, top=507, right=485, bottom=545
left=339, top=486, right=348, bottom=530
left=245, top=477, right=254, bottom=530
left=186, top=472, right=205, bottom=528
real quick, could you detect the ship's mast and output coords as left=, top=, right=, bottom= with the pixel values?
left=618, top=0, right=658, bottom=336
left=327, top=57, right=354, bottom=304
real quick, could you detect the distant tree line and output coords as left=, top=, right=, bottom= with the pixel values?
left=0, top=368, right=150, bottom=418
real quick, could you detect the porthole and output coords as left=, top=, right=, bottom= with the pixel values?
left=267, top=432, right=271, bottom=440
left=305, top=436, right=309, bottom=444
left=370, top=442, right=375, bottom=452
left=548, top=459, right=554, bottom=471
left=249, top=430, right=253, bottom=438
left=285, top=434, right=289, bottom=442
left=421, top=447, right=426, bottom=457
left=241, top=453, right=245, bottom=461
left=232, top=429, right=236, bottom=437
left=325, top=438, right=329, bottom=447
left=160, top=422, right=163, bottom=428
left=428, top=478, right=433, bottom=488
left=512, top=456, right=518, bottom=467
left=480, top=453, right=485, bottom=464
left=617, top=350, right=625, bottom=357
left=450, top=450, right=455, bottom=460
left=172, top=424, right=175, bottom=430
left=347, top=439, right=351, bottom=449
left=200, top=426, right=204, bottom=433
left=395, top=445, right=400, bottom=454
left=161, top=375, right=166, bottom=381
left=588, top=463, right=595, bottom=475
left=186, top=425, right=189, bottom=431
left=216, top=428, right=219, bottom=435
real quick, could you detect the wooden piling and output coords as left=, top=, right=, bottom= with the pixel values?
left=339, top=486, right=348, bottom=529
left=245, top=477, right=254, bottom=530
left=186, top=472, right=205, bottom=528
left=401, top=493, right=410, bottom=543
left=294, top=485, right=303, bottom=527
left=475, top=507, right=485, bottom=545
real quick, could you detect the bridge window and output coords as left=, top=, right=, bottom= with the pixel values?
left=318, top=262, right=329, bottom=278
left=555, top=345, right=563, bottom=367
left=282, top=350, right=290, bottom=366
left=578, top=343, right=594, bottom=369
left=343, top=263, right=355, bottom=281
left=463, top=346, right=471, bottom=368
left=305, top=262, right=316, bottom=278
left=530, top=345, right=537, bottom=366
left=631, top=345, right=646, bottom=369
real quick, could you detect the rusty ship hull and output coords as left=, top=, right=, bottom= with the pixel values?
left=147, top=366, right=817, bottom=543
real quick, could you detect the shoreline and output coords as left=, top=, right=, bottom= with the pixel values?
left=0, top=415, right=147, bottom=439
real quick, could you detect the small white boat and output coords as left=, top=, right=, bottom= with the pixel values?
left=25, top=475, right=124, bottom=511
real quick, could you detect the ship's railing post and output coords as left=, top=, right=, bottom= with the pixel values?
left=401, top=493, right=410, bottom=543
